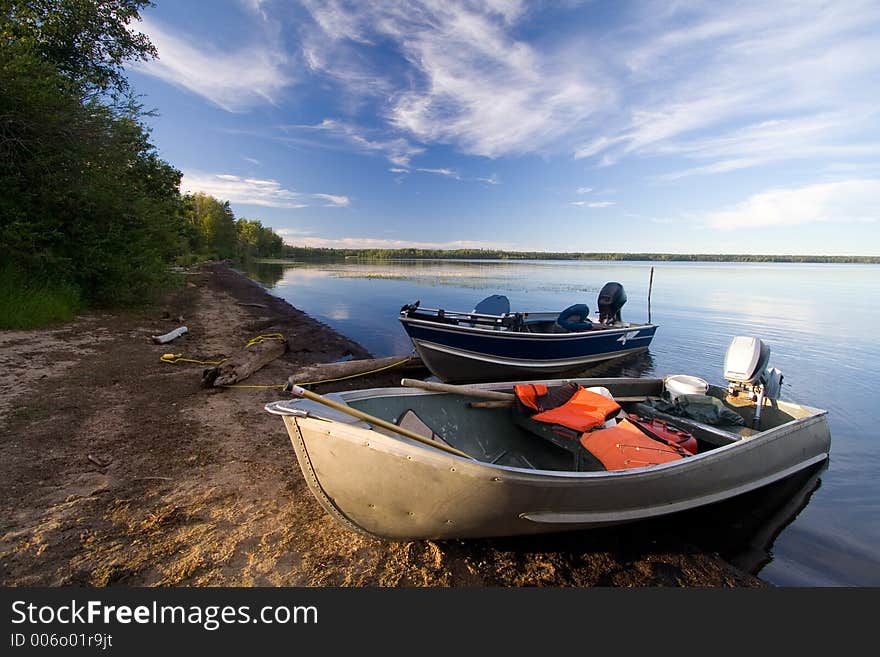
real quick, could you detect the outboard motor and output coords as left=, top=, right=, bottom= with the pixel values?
left=723, top=336, right=782, bottom=429
left=597, top=282, right=627, bottom=324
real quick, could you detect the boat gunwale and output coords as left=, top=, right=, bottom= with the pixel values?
left=411, top=338, right=650, bottom=369
left=399, top=314, right=657, bottom=341
left=287, top=397, right=829, bottom=481
left=276, top=379, right=831, bottom=538
left=519, top=452, right=830, bottom=525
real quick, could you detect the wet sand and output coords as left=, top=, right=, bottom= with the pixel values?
left=0, top=262, right=764, bottom=587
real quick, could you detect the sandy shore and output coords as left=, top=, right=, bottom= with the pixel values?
left=0, top=262, right=763, bottom=587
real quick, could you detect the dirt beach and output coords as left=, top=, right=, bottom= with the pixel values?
left=0, top=263, right=763, bottom=587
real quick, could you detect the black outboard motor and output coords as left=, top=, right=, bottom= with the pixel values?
left=597, top=282, right=627, bottom=324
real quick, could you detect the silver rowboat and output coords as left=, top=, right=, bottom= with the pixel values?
left=266, top=373, right=830, bottom=540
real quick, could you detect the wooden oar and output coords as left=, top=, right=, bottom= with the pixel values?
left=399, top=378, right=515, bottom=400
left=287, top=384, right=473, bottom=460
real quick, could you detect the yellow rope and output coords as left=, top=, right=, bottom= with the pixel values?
left=159, top=334, right=285, bottom=367
left=160, top=353, right=227, bottom=365
left=244, top=333, right=286, bottom=348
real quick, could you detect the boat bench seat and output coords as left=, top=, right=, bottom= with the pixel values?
left=395, top=409, right=454, bottom=447
left=511, top=413, right=606, bottom=471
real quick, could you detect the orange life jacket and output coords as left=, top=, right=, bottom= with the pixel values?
left=579, top=418, right=688, bottom=470
left=514, top=383, right=622, bottom=433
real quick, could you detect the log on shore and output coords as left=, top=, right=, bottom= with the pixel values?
left=202, top=335, right=288, bottom=387
left=287, top=354, right=423, bottom=387
left=152, top=326, right=188, bottom=344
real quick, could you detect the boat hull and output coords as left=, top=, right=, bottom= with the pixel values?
left=281, top=400, right=830, bottom=540
left=399, top=317, right=658, bottom=383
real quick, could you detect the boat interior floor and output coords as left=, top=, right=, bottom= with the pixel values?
left=349, top=388, right=802, bottom=473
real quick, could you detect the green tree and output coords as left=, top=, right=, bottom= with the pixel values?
left=185, top=192, right=237, bottom=259
left=236, top=217, right=283, bottom=259
left=1, top=0, right=187, bottom=311
left=1, top=0, right=156, bottom=97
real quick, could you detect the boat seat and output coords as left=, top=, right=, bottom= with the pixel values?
left=556, top=304, right=593, bottom=332
left=511, top=411, right=605, bottom=471
left=473, top=294, right=510, bottom=316
left=462, top=295, right=511, bottom=328
left=396, top=409, right=453, bottom=447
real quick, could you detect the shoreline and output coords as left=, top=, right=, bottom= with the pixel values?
left=267, top=252, right=880, bottom=264
left=0, top=262, right=764, bottom=587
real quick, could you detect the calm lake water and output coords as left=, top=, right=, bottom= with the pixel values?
left=245, top=259, right=879, bottom=586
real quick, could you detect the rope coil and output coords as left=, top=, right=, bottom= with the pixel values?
left=160, top=353, right=227, bottom=366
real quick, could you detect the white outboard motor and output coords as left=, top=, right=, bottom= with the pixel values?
left=723, top=336, right=782, bottom=428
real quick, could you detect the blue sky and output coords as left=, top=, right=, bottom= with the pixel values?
left=128, top=0, right=880, bottom=255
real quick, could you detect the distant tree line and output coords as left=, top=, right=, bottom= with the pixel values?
left=0, top=1, right=282, bottom=326
left=182, top=192, right=283, bottom=263
left=281, top=247, right=879, bottom=264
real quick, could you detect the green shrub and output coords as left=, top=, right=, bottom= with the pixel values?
left=0, top=266, right=82, bottom=329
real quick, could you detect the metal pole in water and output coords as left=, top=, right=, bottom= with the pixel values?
left=647, top=266, right=654, bottom=324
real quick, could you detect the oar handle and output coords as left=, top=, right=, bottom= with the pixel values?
left=288, top=385, right=473, bottom=460
left=399, top=378, right=515, bottom=400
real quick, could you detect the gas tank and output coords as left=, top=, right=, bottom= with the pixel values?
left=626, top=414, right=699, bottom=455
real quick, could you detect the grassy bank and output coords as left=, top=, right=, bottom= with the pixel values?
left=0, top=267, right=82, bottom=329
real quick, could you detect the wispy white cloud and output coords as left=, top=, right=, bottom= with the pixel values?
left=300, top=1, right=609, bottom=158
left=574, top=1, right=880, bottom=176
left=243, top=156, right=261, bottom=166
left=416, top=167, right=459, bottom=179
left=181, top=172, right=349, bottom=209
left=287, top=119, right=424, bottom=167
left=143, top=0, right=880, bottom=198
left=576, top=187, right=593, bottom=194
left=240, top=0, right=270, bottom=22
left=700, top=179, right=880, bottom=229
left=475, top=173, right=500, bottom=185
left=404, top=167, right=499, bottom=184
left=653, top=113, right=880, bottom=180
left=311, top=193, right=350, bottom=206
left=275, top=228, right=314, bottom=238
left=572, top=200, right=615, bottom=208
left=134, top=17, right=291, bottom=111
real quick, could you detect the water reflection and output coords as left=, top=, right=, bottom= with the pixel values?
left=669, top=461, right=827, bottom=576
left=566, top=350, right=656, bottom=379
left=448, top=462, right=827, bottom=583
left=245, top=261, right=284, bottom=287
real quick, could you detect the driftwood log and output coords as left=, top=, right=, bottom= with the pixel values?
left=201, top=335, right=288, bottom=387
left=152, top=326, right=188, bottom=344
left=287, top=355, right=423, bottom=387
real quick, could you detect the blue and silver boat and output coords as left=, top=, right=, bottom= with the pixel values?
left=399, top=282, right=658, bottom=383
